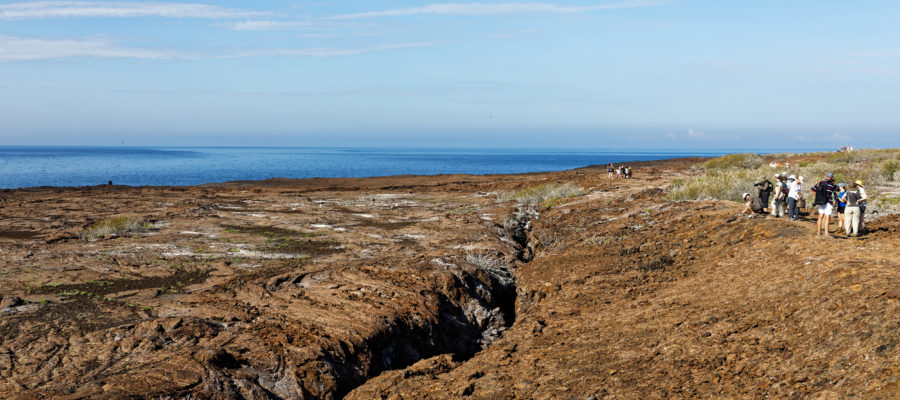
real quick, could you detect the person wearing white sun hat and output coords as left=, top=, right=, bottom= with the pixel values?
left=787, top=174, right=802, bottom=220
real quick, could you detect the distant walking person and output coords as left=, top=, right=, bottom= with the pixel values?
left=616, top=166, right=622, bottom=179
left=625, top=166, right=633, bottom=179
left=811, top=172, right=839, bottom=236
left=842, top=182, right=866, bottom=236
left=607, top=163, right=615, bottom=179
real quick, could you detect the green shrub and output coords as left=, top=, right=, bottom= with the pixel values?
left=702, top=153, right=763, bottom=170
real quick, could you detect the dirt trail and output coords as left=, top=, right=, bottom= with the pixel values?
left=1, top=157, right=898, bottom=399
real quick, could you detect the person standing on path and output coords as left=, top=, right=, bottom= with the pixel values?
left=811, top=172, right=839, bottom=237
left=856, top=180, right=868, bottom=232
left=787, top=175, right=802, bottom=220
left=771, top=174, right=787, bottom=218
left=842, top=182, right=866, bottom=236
left=755, top=177, right=773, bottom=213
left=835, top=183, right=847, bottom=233
left=607, top=163, right=615, bottom=179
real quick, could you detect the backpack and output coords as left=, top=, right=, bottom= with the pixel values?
left=813, top=181, right=828, bottom=205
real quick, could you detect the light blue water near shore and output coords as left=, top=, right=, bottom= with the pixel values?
left=0, top=146, right=748, bottom=189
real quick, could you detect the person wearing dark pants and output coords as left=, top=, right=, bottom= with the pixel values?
left=787, top=175, right=801, bottom=220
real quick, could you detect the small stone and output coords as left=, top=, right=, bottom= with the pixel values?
left=887, top=290, right=900, bottom=299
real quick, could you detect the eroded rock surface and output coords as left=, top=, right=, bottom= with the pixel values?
left=2, top=157, right=898, bottom=399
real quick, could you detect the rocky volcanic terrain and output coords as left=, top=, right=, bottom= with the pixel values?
left=1, top=157, right=898, bottom=399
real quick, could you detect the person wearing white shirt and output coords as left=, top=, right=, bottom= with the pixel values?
left=787, top=175, right=803, bottom=220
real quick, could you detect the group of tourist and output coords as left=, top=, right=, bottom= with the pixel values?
left=742, top=172, right=868, bottom=237
left=607, top=163, right=633, bottom=179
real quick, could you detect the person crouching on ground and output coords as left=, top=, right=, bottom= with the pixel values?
left=842, top=182, right=867, bottom=236
left=811, top=172, right=839, bottom=236
left=787, top=175, right=802, bottom=220
left=754, top=177, right=773, bottom=212
left=742, top=193, right=765, bottom=215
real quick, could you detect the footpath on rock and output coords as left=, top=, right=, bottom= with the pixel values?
left=0, top=156, right=898, bottom=399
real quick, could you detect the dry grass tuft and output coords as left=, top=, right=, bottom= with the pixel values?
left=83, top=216, right=151, bottom=240
left=496, top=182, right=586, bottom=206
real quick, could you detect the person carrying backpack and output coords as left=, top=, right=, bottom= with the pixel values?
left=771, top=175, right=788, bottom=217
left=754, top=177, right=773, bottom=211
left=811, top=172, right=839, bottom=237
left=842, top=181, right=867, bottom=236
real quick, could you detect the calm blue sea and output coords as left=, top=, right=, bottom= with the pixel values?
left=0, top=146, right=733, bottom=189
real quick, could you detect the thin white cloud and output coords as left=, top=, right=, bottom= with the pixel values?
left=0, top=35, right=175, bottom=61
left=684, top=129, right=737, bottom=140
left=228, top=43, right=433, bottom=58
left=0, top=1, right=265, bottom=20
left=332, top=0, right=671, bottom=19
left=216, top=19, right=364, bottom=32
left=218, top=20, right=318, bottom=31
left=0, top=35, right=432, bottom=62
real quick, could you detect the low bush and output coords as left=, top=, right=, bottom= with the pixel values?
left=496, top=182, right=585, bottom=206
left=702, top=153, right=763, bottom=170
left=83, top=216, right=151, bottom=239
left=668, top=148, right=900, bottom=217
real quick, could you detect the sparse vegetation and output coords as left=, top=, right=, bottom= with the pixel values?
left=465, top=251, right=514, bottom=286
left=82, top=216, right=152, bottom=240
left=496, top=182, right=586, bottom=206
left=466, top=251, right=507, bottom=270
left=872, top=196, right=900, bottom=216
left=702, top=153, right=764, bottom=170
left=668, top=149, right=900, bottom=218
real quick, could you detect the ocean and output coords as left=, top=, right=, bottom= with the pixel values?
left=0, top=146, right=732, bottom=189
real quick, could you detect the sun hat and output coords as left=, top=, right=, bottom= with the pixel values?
left=789, top=175, right=796, bottom=180
left=838, top=182, right=846, bottom=187
left=773, top=173, right=780, bottom=178
left=742, top=193, right=750, bottom=199
left=855, top=180, right=864, bottom=187
left=798, top=176, right=804, bottom=183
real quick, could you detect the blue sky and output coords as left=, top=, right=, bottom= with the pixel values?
left=1, top=0, right=899, bottom=149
